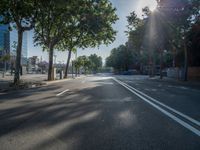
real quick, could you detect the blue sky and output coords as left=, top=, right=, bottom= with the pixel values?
left=28, top=0, right=157, bottom=63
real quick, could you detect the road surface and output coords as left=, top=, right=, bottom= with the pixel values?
left=0, top=74, right=199, bottom=150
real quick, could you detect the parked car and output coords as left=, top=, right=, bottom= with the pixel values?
left=121, top=69, right=138, bottom=75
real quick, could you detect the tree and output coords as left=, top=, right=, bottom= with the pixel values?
left=0, top=54, right=10, bottom=62
left=58, top=0, right=118, bottom=78
left=34, top=0, right=71, bottom=80
left=0, top=0, right=39, bottom=84
left=156, top=0, right=200, bottom=80
left=76, top=56, right=91, bottom=74
left=0, top=54, right=10, bottom=77
left=106, top=45, right=135, bottom=73
left=126, top=11, right=147, bottom=73
left=74, top=57, right=83, bottom=75
left=88, top=54, right=102, bottom=73
left=188, top=20, right=200, bottom=66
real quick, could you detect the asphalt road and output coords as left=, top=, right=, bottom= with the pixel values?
left=0, top=74, right=199, bottom=150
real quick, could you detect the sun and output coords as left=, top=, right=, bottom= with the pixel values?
left=149, top=2, right=157, bottom=11
left=137, top=0, right=158, bottom=14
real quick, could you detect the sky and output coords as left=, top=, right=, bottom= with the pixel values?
left=28, top=0, right=157, bottom=63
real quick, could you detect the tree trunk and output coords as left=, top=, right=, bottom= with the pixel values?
left=183, top=42, right=188, bottom=81
left=125, top=63, right=129, bottom=71
left=84, top=67, right=87, bottom=75
left=75, top=67, right=78, bottom=77
left=72, top=60, right=74, bottom=78
left=172, top=47, right=176, bottom=68
left=64, top=50, right=72, bottom=78
left=48, top=45, right=54, bottom=81
left=14, top=29, right=23, bottom=85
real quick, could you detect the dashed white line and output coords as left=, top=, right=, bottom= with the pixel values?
left=56, top=89, right=69, bottom=96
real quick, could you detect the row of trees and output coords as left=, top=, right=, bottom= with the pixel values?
left=106, top=0, right=200, bottom=80
left=74, top=54, right=102, bottom=74
left=0, top=0, right=118, bottom=84
left=106, top=45, right=138, bottom=72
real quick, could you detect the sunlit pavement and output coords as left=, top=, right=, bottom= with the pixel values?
left=0, top=74, right=79, bottom=90
left=0, top=74, right=199, bottom=150
left=115, top=74, right=200, bottom=121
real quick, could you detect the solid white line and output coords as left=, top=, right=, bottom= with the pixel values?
left=116, top=79, right=200, bottom=127
left=56, top=89, right=69, bottom=96
left=113, top=78, right=200, bottom=137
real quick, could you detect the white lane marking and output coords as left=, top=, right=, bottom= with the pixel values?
left=97, top=82, right=113, bottom=85
left=113, top=78, right=200, bottom=137
left=116, top=79, right=200, bottom=127
left=56, top=89, right=69, bottom=96
left=168, top=85, right=189, bottom=90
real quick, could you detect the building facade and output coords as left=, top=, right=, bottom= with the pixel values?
left=0, top=24, right=28, bottom=71
left=28, top=56, right=39, bottom=73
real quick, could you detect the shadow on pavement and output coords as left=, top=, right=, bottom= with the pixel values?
left=0, top=82, right=199, bottom=150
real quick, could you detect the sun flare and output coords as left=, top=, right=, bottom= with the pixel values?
left=136, top=0, right=158, bottom=16
left=149, top=3, right=157, bottom=11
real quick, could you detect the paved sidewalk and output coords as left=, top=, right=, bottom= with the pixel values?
left=0, top=73, right=85, bottom=91
left=148, top=76, right=200, bottom=90
left=0, top=74, right=47, bottom=91
left=0, top=74, right=47, bottom=82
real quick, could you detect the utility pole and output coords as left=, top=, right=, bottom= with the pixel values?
left=71, top=60, right=74, bottom=78
left=75, top=50, right=78, bottom=77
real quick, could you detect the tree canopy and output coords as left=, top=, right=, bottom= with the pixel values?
left=106, top=0, right=200, bottom=79
left=0, top=0, right=39, bottom=84
left=33, top=0, right=118, bottom=80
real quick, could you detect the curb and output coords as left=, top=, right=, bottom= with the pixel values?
left=44, top=76, right=85, bottom=85
left=0, top=76, right=86, bottom=93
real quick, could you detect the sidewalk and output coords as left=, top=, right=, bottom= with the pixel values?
left=148, top=76, right=200, bottom=90
left=0, top=73, right=85, bottom=92
left=0, top=74, right=47, bottom=82
left=0, top=74, right=47, bottom=91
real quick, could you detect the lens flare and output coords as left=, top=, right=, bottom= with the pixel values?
left=136, top=0, right=157, bottom=15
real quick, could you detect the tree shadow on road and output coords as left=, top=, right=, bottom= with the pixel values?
left=0, top=85, right=62, bottom=102
left=0, top=83, right=199, bottom=150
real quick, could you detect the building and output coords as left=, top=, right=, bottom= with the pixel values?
left=0, top=24, right=28, bottom=71
left=28, top=56, right=39, bottom=73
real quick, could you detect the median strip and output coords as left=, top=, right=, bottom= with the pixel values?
left=113, top=78, right=200, bottom=137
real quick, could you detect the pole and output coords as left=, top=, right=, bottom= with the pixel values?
left=72, top=60, right=74, bottom=78
left=4, top=59, right=6, bottom=76
left=75, top=50, right=78, bottom=77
